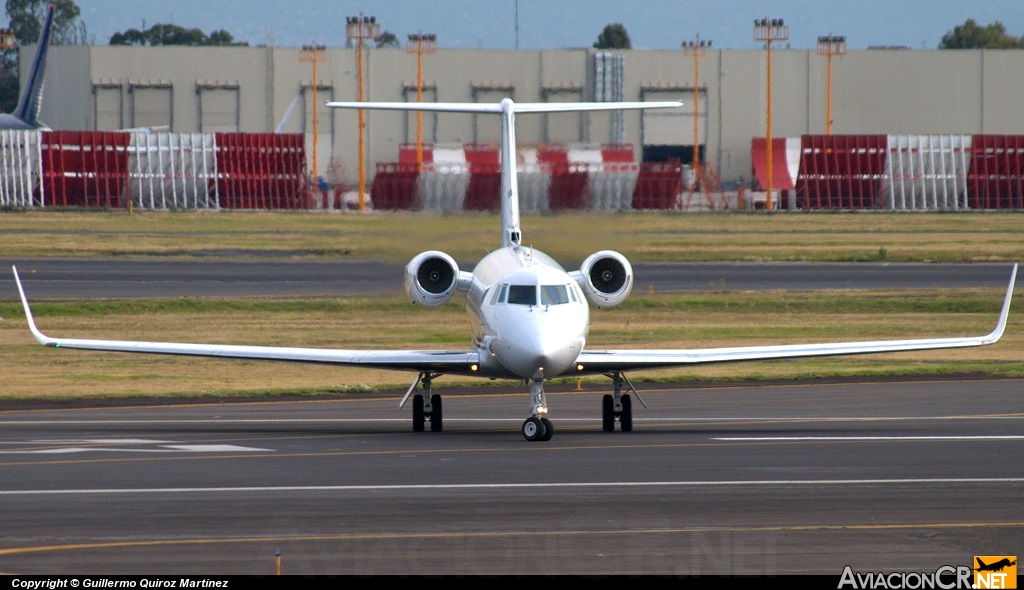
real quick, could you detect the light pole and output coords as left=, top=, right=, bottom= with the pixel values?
left=682, top=36, right=710, bottom=204
left=754, top=17, right=788, bottom=211
left=816, top=34, right=847, bottom=135
left=406, top=33, right=437, bottom=172
left=346, top=13, right=381, bottom=212
left=298, top=43, right=327, bottom=181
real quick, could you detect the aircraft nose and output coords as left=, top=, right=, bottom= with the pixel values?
left=491, top=327, right=583, bottom=379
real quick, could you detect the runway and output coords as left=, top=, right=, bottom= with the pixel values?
left=0, top=378, right=1021, bottom=575
left=0, top=258, right=1015, bottom=299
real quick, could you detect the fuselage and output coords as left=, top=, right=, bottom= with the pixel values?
left=0, top=114, right=47, bottom=130
left=467, top=246, right=589, bottom=380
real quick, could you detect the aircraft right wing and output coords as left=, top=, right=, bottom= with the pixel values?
left=12, top=266, right=481, bottom=376
left=575, top=264, right=1017, bottom=374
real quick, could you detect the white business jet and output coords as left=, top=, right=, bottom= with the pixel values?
left=13, top=98, right=1018, bottom=441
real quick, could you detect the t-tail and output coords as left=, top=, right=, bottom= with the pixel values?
left=325, top=98, right=682, bottom=248
left=10, top=3, right=56, bottom=128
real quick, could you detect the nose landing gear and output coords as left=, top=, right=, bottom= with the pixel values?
left=522, top=379, right=553, bottom=441
left=521, top=415, right=553, bottom=441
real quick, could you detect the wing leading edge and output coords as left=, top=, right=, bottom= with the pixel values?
left=12, top=266, right=480, bottom=375
left=575, top=264, right=1017, bottom=374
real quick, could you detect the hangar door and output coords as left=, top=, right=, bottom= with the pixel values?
left=93, top=85, right=123, bottom=131
left=642, top=89, right=707, bottom=164
left=198, top=85, right=240, bottom=133
left=130, top=85, right=172, bottom=131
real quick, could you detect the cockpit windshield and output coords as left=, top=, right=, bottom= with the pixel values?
left=507, top=284, right=537, bottom=306
left=540, top=284, right=570, bottom=305
left=500, top=284, right=574, bottom=306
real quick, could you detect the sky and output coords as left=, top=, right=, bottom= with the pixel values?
left=61, top=0, right=1024, bottom=51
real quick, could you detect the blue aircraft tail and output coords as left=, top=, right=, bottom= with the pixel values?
left=12, top=4, right=55, bottom=126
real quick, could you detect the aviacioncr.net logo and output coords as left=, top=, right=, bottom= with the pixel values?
left=838, top=565, right=973, bottom=589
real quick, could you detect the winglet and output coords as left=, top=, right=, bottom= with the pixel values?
left=12, top=266, right=56, bottom=346
left=982, top=263, right=1017, bottom=345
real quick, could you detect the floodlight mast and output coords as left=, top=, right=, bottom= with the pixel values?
left=817, top=34, right=847, bottom=135
left=298, top=43, right=327, bottom=180
left=406, top=33, right=437, bottom=172
left=683, top=35, right=711, bottom=206
left=346, top=13, right=381, bottom=212
left=754, top=17, right=789, bottom=211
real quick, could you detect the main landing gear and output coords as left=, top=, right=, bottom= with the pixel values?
left=521, top=378, right=553, bottom=441
left=406, top=372, right=443, bottom=432
left=602, top=372, right=643, bottom=432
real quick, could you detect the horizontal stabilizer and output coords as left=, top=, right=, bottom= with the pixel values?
left=326, top=99, right=683, bottom=114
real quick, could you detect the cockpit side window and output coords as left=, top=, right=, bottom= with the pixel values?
left=507, top=284, right=537, bottom=305
left=568, top=284, right=578, bottom=303
left=490, top=284, right=507, bottom=305
left=540, top=284, right=570, bottom=305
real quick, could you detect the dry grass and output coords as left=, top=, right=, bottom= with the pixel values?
left=1, top=209, right=1023, bottom=262
left=2, top=209, right=1021, bottom=400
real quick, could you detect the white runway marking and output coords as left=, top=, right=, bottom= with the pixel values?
left=714, top=435, right=1024, bottom=441
left=0, top=477, right=1021, bottom=496
left=1, top=415, right=1022, bottom=426
left=0, top=438, right=272, bottom=454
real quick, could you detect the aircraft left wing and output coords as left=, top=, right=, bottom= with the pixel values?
left=12, top=266, right=480, bottom=375
left=575, top=264, right=1017, bottom=374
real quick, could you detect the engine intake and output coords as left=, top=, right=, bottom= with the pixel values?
left=405, top=251, right=461, bottom=307
left=575, top=250, right=633, bottom=308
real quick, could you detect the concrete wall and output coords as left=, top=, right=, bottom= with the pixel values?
left=26, top=45, right=1024, bottom=185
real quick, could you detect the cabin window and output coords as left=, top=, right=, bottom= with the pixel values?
left=507, top=284, right=537, bottom=306
left=540, top=284, right=570, bottom=305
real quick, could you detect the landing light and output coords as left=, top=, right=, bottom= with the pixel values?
left=470, top=364, right=478, bottom=371
left=577, top=364, right=584, bottom=371
left=537, top=406, right=548, bottom=414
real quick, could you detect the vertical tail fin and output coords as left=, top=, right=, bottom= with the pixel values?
left=12, top=4, right=55, bottom=126
left=325, top=99, right=682, bottom=248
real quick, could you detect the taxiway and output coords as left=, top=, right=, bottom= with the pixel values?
left=0, top=379, right=1020, bottom=574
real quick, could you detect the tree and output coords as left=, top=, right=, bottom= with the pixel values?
left=109, top=23, right=247, bottom=46
left=5, top=0, right=86, bottom=45
left=1, top=0, right=87, bottom=112
left=939, top=19, right=1024, bottom=49
left=594, top=23, right=631, bottom=49
left=376, top=31, right=399, bottom=48
left=207, top=29, right=240, bottom=46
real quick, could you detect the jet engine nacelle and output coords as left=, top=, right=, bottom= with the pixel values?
left=405, top=251, right=469, bottom=307
left=573, top=250, right=633, bottom=308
